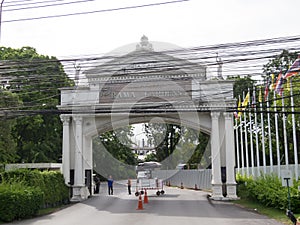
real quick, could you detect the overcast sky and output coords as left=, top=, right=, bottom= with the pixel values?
left=1, top=0, right=300, bottom=59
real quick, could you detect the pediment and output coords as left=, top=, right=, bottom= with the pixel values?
left=84, top=37, right=207, bottom=82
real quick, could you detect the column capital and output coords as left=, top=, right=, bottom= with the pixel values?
left=223, top=112, right=233, bottom=120
left=73, top=115, right=83, bottom=125
left=60, top=115, right=70, bottom=124
left=211, top=111, right=220, bottom=119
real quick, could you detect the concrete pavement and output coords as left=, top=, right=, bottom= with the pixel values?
left=5, top=182, right=284, bottom=225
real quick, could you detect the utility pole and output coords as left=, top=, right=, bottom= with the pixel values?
left=0, top=0, right=4, bottom=42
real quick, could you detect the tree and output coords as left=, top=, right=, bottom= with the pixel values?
left=0, top=46, right=74, bottom=163
left=0, top=91, right=21, bottom=162
left=144, top=123, right=210, bottom=169
left=228, top=75, right=255, bottom=99
left=262, top=50, right=299, bottom=164
left=93, top=127, right=138, bottom=179
left=145, top=123, right=182, bottom=163
left=232, top=50, right=300, bottom=168
left=186, top=131, right=210, bottom=169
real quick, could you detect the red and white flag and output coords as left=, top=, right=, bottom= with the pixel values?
left=284, top=55, right=300, bottom=79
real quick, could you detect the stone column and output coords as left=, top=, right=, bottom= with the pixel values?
left=60, top=115, right=70, bottom=185
left=74, top=116, right=84, bottom=186
left=72, top=116, right=85, bottom=202
left=210, top=112, right=223, bottom=199
left=224, top=112, right=238, bottom=199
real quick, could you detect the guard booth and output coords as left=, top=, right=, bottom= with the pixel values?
left=58, top=36, right=237, bottom=201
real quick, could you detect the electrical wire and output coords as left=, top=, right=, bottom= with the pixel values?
left=1, top=34, right=300, bottom=116
left=3, top=0, right=95, bottom=12
left=2, top=0, right=190, bottom=23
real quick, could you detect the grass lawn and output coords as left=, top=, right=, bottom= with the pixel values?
left=233, top=198, right=300, bottom=225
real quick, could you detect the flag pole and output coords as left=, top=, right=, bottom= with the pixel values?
left=260, top=87, right=267, bottom=175
left=273, top=91, right=281, bottom=177
left=254, top=87, right=260, bottom=177
left=266, top=86, right=274, bottom=173
left=240, top=92, right=245, bottom=176
left=289, top=77, right=298, bottom=180
left=235, top=118, right=240, bottom=174
left=243, top=92, right=250, bottom=177
left=248, top=88, right=255, bottom=176
left=281, top=91, right=289, bottom=170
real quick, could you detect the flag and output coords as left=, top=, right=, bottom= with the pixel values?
left=242, top=92, right=250, bottom=108
left=264, top=79, right=270, bottom=102
left=269, top=74, right=275, bottom=90
left=258, top=88, right=262, bottom=103
left=283, top=55, right=300, bottom=79
left=275, top=72, right=284, bottom=96
left=235, top=96, right=242, bottom=119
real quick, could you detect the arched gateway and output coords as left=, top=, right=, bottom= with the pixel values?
left=58, top=36, right=237, bottom=201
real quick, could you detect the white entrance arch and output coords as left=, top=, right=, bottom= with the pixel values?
left=58, top=36, right=237, bottom=201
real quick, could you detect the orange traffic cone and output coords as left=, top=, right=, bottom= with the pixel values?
left=144, top=190, right=149, bottom=204
left=136, top=194, right=144, bottom=210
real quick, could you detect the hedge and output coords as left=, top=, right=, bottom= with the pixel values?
left=0, top=183, right=44, bottom=222
left=0, top=169, right=70, bottom=222
left=236, top=174, right=300, bottom=213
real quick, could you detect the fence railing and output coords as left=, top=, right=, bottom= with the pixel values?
left=152, top=164, right=300, bottom=191
left=237, top=164, right=300, bottom=179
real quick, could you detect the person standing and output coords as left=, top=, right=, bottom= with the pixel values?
left=94, top=175, right=100, bottom=194
left=107, top=175, right=113, bottom=195
left=127, top=178, right=132, bottom=195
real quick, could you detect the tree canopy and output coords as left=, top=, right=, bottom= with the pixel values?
left=0, top=46, right=74, bottom=163
left=93, top=127, right=137, bottom=179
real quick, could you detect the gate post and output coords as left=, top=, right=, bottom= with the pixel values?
left=60, top=115, right=71, bottom=185
left=210, top=112, right=223, bottom=200
left=71, top=116, right=89, bottom=202
left=224, top=112, right=238, bottom=199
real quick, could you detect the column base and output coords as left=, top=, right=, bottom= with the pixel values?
left=226, top=183, right=239, bottom=200
left=70, top=186, right=90, bottom=202
left=211, top=183, right=224, bottom=200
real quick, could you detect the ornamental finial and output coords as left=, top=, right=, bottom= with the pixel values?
left=136, top=35, right=153, bottom=51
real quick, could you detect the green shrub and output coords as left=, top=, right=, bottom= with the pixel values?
left=0, top=169, right=70, bottom=208
left=0, top=183, right=44, bottom=222
left=236, top=174, right=300, bottom=213
left=0, top=169, right=70, bottom=222
left=41, top=171, right=69, bottom=207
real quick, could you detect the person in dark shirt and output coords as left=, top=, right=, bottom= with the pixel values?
left=127, top=178, right=131, bottom=195
left=94, top=175, right=100, bottom=194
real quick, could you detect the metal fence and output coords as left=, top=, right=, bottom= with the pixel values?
left=152, top=169, right=212, bottom=190
left=237, top=164, right=300, bottom=179
left=151, top=165, right=300, bottom=191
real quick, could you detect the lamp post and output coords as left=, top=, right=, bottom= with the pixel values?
left=0, top=0, right=4, bottom=42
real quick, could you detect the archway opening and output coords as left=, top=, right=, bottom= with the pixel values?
left=92, top=122, right=210, bottom=181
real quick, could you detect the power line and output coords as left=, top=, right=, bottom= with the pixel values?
left=3, top=0, right=95, bottom=12
left=2, top=0, right=190, bottom=23
left=0, top=34, right=299, bottom=112
left=4, top=0, right=69, bottom=7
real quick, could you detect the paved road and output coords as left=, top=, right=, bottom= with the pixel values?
left=6, top=182, right=284, bottom=225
